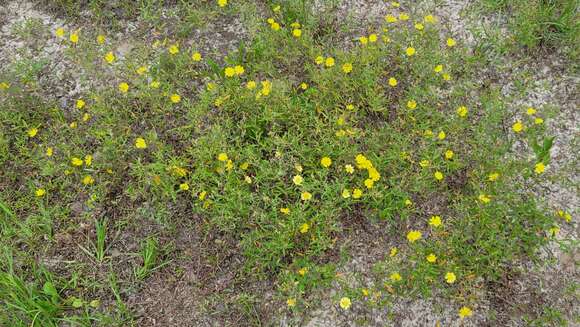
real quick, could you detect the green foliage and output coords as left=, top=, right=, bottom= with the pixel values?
left=0, top=0, right=569, bottom=324
left=480, top=0, right=579, bottom=58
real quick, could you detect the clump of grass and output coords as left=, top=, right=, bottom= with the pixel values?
left=134, top=237, right=161, bottom=280
left=479, top=0, right=579, bottom=58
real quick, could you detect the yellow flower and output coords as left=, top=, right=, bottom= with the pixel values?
left=76, top=99, right=85, bottom=109
left=217, top=153, right=228, bottom=161
left=300, top=82, right=308, bottom=90
left=35, top=188, right=46, bottom=197
left=405, top=199, right=413, bottom=206
left=512, top=121, right=524, bottom=133
left=118, top=82, right=129, bottom=93
left=385, top=15, right=397, bottom=23
left=391, top=1, right=400, bottom=7
left=352, top=188, right=363, bottom=199
left=0, top=82, right=9, bottom=90
left=179, top=183, right=189, bottom=191
left=405, top=47, right=416, bottom=56
left=478, top=194, right=491, bottom=203
left=345, top=164, right=354, bottom=174
left=299, top=222, right=309, bottom=233
left=419, top=160, right=430, bottom=168
left=217, top=0, right=227, bottom=7
left=388, top=77, right=397, bottom=87
left=399, top=13, right=409, bottom=20
left=280, top=207, right=290, bottom=215
left=444, top=150, right=454, bottom=160
left=320, top=157, right=332, bottom=168
left=445, top=272, right=456, bottom=284
left=407, top=100, right=417, bottom=109
left=389, top=247, right=398, bottom=257
left=368, top=33, right=378, bottom=43
left=294, top=164, right=303, bottom=172
left=298, top=267, right=308, bottom=276
left=390, top=272, right=402, bottom=282
left=70, top=32, right=79, bottom=44
left=293, top=175, right=303, bottom=185
left=270, top=22, right=280, bottom=31
left=104, top=51, right=115, bottom=63
left=341, top=189, right=351, bottom=199
left=359, top=36, right=368, bottom=45
left=456, top=106, right=468, bottom=117
left=168, top=44, right=179, bottom=55
left=424, top=14, right=437, bottom=23
left=339, top=297, right=351, bottom=310
left=136, top=66, right=148, bottom=75
left=224, top=67, right=235, bottom=77
left=301, top=192, right=312, bottom=201
left=260, top=80, right=272, bottom=96
left=434, top=64, right=444, bottom=73
left=292, top=29, right=302, bottom=38
left=27, top=128, right=38, bottom=138
left=286, top=298, right=296, bottom=307
left=55, top=27, right=65, bottom=37
left=82, top=175, right=95, bottom=185
left=192, top=52, right=202, bottom=61
left=96, top=34, right=106, bottom=44
left=429, top=215, right=442, bottom=227
left=234, top=65, right=245, bottom=75
left=364, top=178, right=374, bottom=189
left=534, top=162, right=545, bottom=174
left=246, top=81, right=257, bottom=90
left=150, top=81, right=160, bottom=89
left=342, top=63, right=353, bottom=74
left=442, top=73, right=451, bottom=81
left=170, top=94, right=181, bottom=103
left=325, top=57, right=335, bottom=67
left=446, top=38, right=456, bottom=47
left=84, top=155, right=92, bottom=166
left=198, top=191, right=207, bottom=200
left=407, top=230, right=422, bottom=243
left=315, top=56, right=324, bottom=65
left=71, top=157, right=83, bottom=166
left=69, top=122, right=77, bottom=129
left=368, top=167, right=380, bottom=181
left=434, top=171, right=444, bottom=181
left=415, top=23, right=424, bottom=31
left=459, top=306, right=473, bottom=319
left=46, top=147, right=53, bottom=157
left=438, top=131, right=446, bottom=140
left=426, top=254, right=437, bottom=263
left=535, top=117, right=544, bottom=124
left=488, top=172, right=500, bottom=181
left=135, top=138, right=147, bottom=149
left=526, top=107, right=536, bottom=115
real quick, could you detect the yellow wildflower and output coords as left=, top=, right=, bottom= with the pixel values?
left=320, top=157, right=332, bottom=168
left=426, top=254, right=437, bottom=263
left=445, top=272, right=456, bottom=284
left=429, top=215, right=442, bottom=227
left=135, top=138, right=147, bottom=149
left=339, top=297, right=351, bottom=310
left=407, top=230, right=422, bottom=243
left=35, top=188, right=46, bottom=197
